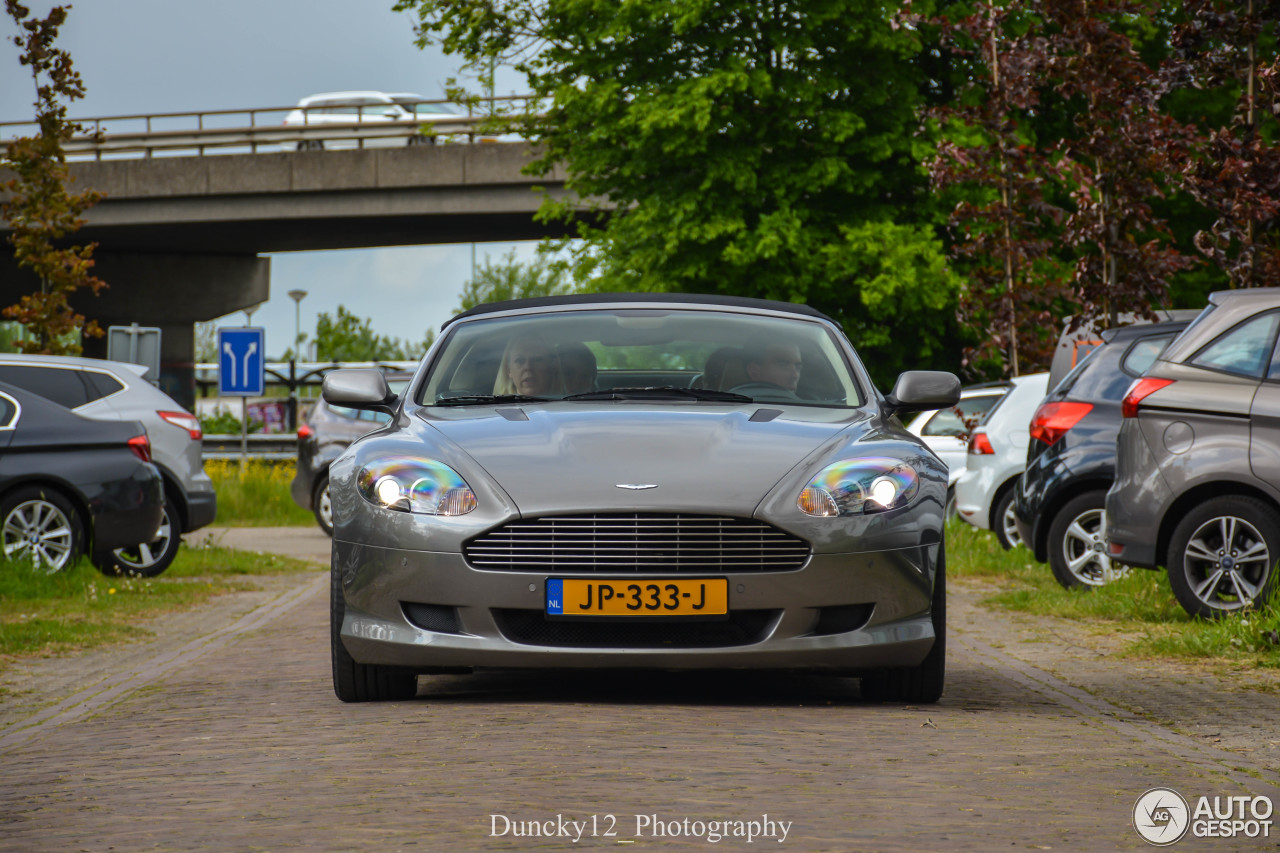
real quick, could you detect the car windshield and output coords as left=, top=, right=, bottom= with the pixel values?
left=390, top=97, right=461, bottom=115
left=420, top=309, right=864, bottom=408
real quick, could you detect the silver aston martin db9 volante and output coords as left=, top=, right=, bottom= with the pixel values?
left=324, top=294, right=960, bottom=703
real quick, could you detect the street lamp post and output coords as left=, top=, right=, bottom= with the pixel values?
left=287, top=289, right=308, bottom=432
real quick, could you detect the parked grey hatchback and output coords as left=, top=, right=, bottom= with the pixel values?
left=1106, top=288, right=1280, bottom=617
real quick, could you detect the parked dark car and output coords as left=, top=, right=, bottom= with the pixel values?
left=0, top=354, right=216, bottom=577
left=291, top=372, right=412, bottom=535
left=1014, top=320, right=1190, bottom=588
left=1108, top=288, right=1280, bottom=618
left=0, top=380, right=164, bottom=572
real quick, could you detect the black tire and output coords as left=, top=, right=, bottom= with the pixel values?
left=862, top=542, right=945, bottom=704
left=298, top=139, right=324, bottom=151
left=92, top=496, right=181, bottom=578
left=331, top=560, right=418, bottom=702
left=992, top=487, right=1022, bottom=551
left=406, top=134, right=436, bottom=146
left=1167, top=495, right=1280, bottom=619
left=0, top=486, right=84, bottom=572
left=1047, top=491, right=1127, bottom=589
left=313, top=475, right=334, bottom=537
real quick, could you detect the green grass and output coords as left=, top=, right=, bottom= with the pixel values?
left=205, top=458, right=315, bottom=526
left=948, top=519, right=1280, bottom=669
left=0, top=542, right=318, bottom=663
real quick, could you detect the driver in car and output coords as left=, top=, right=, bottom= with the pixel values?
left=731, top=343, right=804, bottom=399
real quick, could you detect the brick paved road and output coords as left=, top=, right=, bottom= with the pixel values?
left=2, top=529, right=1279, bottom=851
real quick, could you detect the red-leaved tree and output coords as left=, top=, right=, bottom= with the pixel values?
left=1167, top=0, right=1280, bottom=288
left=928, top=1, right=1071, bottom=377
left=2, top=0, right=105, bottom=354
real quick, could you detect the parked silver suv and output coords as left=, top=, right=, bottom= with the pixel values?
left=0, top=354, right=216, bottom=576
left=1106, top=289, right=1280, bottom=617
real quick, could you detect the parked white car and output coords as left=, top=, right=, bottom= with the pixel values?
left=953, top=372, right=1050, bottom=548
left=283, top=91, right=464, bottom=150
left=0, top=354, right=216, bottom=576
left=905, top=382, right=1010, bottom=516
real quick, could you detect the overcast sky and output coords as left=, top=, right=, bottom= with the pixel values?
left=1, top=0, right=537, bottom=359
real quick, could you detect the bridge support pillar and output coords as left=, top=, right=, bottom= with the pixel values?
left=0, top=251, right=269, bottom=411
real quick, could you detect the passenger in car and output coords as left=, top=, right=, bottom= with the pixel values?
left=494, top=336, right=563, bottom=396
left=557, top=342, right=597, bottom=395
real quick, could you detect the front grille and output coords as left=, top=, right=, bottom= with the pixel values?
left=492, top=608, right=780, bottom=648
left=464, top=513, right=811, bottom=573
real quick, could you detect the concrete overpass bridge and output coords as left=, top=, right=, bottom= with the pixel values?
left=0, top=112, right=583, bottom=407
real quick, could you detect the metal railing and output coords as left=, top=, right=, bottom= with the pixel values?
left=202, top=432, right=297, bottom=461
left=0, top=95, right=535, bottom=159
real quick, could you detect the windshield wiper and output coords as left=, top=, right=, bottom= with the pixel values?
left=433, top=394, right=550, bottom=406
left=562, top=386, right=754, bottom=403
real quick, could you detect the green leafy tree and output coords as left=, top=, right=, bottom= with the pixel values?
left=397, top=0, right=962, bottom=385
left=453, top=249, right=575, bottom=314
left=1, top=1, right=104, bottom=355
left=311, top=305, right=433, bottom=362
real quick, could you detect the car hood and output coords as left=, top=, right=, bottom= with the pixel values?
left=421, top=405, right=864, bottom=516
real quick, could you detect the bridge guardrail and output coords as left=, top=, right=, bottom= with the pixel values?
left=0, top=95, right=535, bottom=159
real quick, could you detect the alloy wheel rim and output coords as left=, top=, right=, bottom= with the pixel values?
left=2, top=499, right=74, bottom=572
left=113, top=506, right=172, bottom=570
left=1060, top=508, right=1126, bottom=586
left=1182, top=515, right=1271, bottom=612
left=319, top=485, right=333, bottom=528
left=1002, top=501, right=1022, bottom=548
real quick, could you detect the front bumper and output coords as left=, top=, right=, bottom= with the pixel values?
left=334, top=541, right=937, bottom=672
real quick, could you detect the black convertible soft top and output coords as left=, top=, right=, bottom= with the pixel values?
left=442, top=292, right=836, bottom=329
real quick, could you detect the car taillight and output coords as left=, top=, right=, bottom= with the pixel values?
left=158, top=410, right=202, bottom=440
left=1121, top=378, right=1175, bottom=419
left=128, top=434, right=152, bottom=463
left=298, top=424, right=313, bottom=440
left=968, top=430, right=994, bottom=455
left=1029, top=401, right=1094, bottom=446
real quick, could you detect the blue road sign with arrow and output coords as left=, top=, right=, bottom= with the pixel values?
left=217, top=327, right=265, bottom=396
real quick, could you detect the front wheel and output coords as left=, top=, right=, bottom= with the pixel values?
left=92, top=497, right=181, bottom=578
left=1167, top=496, right=1280, bottom=619
left=331, top=562, right=418, bottom=702
left=993, top=488, right=1022, bottom=550
left=862, top=543, right=945, bottom=704
left=313, top=475, right=333, bottom=537
left=1048, top=491, right=1128, bottom=589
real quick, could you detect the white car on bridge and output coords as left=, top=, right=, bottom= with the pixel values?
left=283, top=91, right=465, bottom=151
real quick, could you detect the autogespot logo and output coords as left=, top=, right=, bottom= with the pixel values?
left=1134, top=788, right=1191, bottom=846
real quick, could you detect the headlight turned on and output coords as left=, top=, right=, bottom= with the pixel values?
left=797, top=457, right=920, bottom=517
left=356, top=457, right=478, bottom=516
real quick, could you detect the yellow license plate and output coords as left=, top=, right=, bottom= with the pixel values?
left=546, top=578, right=728, bottom=617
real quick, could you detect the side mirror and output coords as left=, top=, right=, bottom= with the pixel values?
left=884, top=370, right=961, bottom=418
left=323, top=369, right=397, bottom=414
